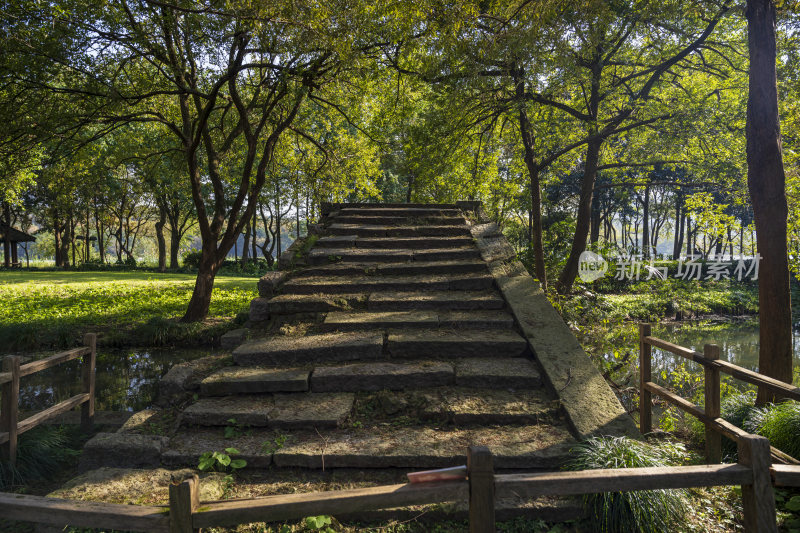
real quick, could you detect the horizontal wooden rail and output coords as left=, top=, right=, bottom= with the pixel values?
left=0, top=492, right=169, bottom=532
left=495, top=464, right=753, bottom=499
left=18, top=347, right=90, bottom=378
left=644, top=381, right=800, bottom=465
left=771, top=465, right=800, bottom=487
left=192, top=480, right=468, bottom=529
left=16, top=393, right=90, bottom=435
left=643, top=335, right=800, bottom=401
left=1, top=334, right=96, bottom=466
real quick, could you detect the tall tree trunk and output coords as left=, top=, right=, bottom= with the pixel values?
left=276, top=209, right=282, bottom=259
left=183, top=250, right=222, bottom=322
left=3, top=203, right=10, bottom=268
left=642, top=184, right=651, bottom=258
left=94, top=200, right=104, bottom=264
left=516, top=111, right=547, bottom=289
left=746, top=0, right=793, bottom=404
left=155, top=205, right=167, bottom=272
left=241, top=213, right=251, bottom=268
left=557, top=138, right=602, bottom=293
left=54, top=212, right=62, bottom=267
left=590, top=193, right=601, bottom=245
left=673, top=190, right=684, bottom=259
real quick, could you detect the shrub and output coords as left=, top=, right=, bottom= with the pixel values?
left=564, top=436, right=688, bottom=533
left=746, top=401, right=800, bottom=460
left=182, top=249, right=202, bottom=268
left=0, top=425, right=81, bottom=490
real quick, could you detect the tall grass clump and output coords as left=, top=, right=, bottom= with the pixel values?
left=564, top=436, right=688, bottom=533
left=0, top=425, right=81, bottom=489
left=745, top=400, right=800, bottom=460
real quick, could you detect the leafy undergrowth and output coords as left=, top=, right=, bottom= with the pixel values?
left=0, top=271, right=256, bottom=351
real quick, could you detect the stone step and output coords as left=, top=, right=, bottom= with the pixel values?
left=330, top=215, right=465, bottom=226
left=308, top=358, right=541, bottom=392
left=311, top=361, right=455, bottom=392
left=180, top=393, right=355, bottom=429
left=281, top=273, right=493, bottom=294
left=327, top=224, right=470, bottom=237
left=367, top=290, right=505, bottom=311
left=200, top=367, right=310, bottom=396
left=454, top=357, right=542, bottom=389
left=233, top=331, right=384, bottom=366
left=163, top=423, right=576, bottom=470
left=315, top=235, right=474, bottom=249
left=264, top=293, right=366, bottom=314
left=307, top=247, right=480, bottom=265
left=355, top=388, right=557, bottom=425
left=387, top=329, right=528, bottom=358
left=320, top=310, right=515, bottom=331
left=298, top=260, right=488, bottom=277
left=337, top=207, right=462, bottom=217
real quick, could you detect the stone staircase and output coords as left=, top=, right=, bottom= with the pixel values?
left=162, top=203, right=577, bottom=475
left=78, top=202, right=639, bottom=525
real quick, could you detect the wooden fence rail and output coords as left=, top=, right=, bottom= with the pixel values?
left=638, top=323, right=800, bottom=466
left=0, top=333, right=96, bottom=465
left=2, top=444, right=799, bottom=533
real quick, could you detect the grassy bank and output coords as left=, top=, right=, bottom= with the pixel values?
left=0, top=271, right=257, bottom=352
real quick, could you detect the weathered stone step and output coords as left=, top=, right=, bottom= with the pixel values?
left=298, top=260, right=488, bottom=277
left=368, top=290, right=505, bottom=311
left=180, top=393, right=354, bottom=429
left=320, top=310, right=515, bottom=331
left=163, top=423, right=575, bottom=470
left=281, top=273, right=493, bottom=294
left=387, top=329, right=527, bottom=358
left=327, top=202, right=459, bottom=210
left=307, top=247, right=480, bottom=265
left=311, top=361, right=454, bottom=392
left=309, top=358, right=541, bottom=392
left=263, top=293, right=365, bottom=314
left=337, top=207, right=462, bottom=217
left=454, top=357, right=542, bottom=389
left=358, top=388, right=557, bottom=425
left=315, top=235, right=474, bottom=249
left=200, top=367, right=310, bottom=396
left=233, top=331, right=383, bottom=366
left=327, top=224, right=470, bottom=237
left=331, top=215, right=465, bottom=226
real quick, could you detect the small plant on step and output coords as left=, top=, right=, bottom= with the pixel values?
left=223, top=418, right=246, bottom=439
left=261, top=432, right=289, bottom=454
left=304, top=515, right=335, bottom=533
left=198, top=447, right=247, bottom=473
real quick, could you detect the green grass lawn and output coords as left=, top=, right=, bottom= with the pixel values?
left=0, top=270, right=258, bottom=352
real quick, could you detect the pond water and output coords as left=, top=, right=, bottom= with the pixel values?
left=14, top=348, right=223, bottom=412
left=647, top=321, right=800, bottom=386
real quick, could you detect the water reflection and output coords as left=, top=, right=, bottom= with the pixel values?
left=16, top=348, right=220, bottom=412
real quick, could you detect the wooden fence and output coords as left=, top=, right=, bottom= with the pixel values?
left=1, top=444, right=799, bottom=532
left=638, top=323, right=800, bottom=465
left=2, top=326, right=800, bottom=531
left=0, top=333, right=96, bottom=465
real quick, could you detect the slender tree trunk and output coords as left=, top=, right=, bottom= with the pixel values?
left=241, top=213, right=251, bottom=268
left=54, top=212, right=62, bottom=267
left=183, top=251, right=222, bottom=322
left=3, top=203, right=10, bottom=268
left=746, top=0, right=793, bottom=403
left=590, top=193, right=601, bottom=245
left=557, top=138, right=602, bottom=292
left=94, top=201, right=104, bottom=264
left=155, top=205, right=167, bottom=272
left=251, top=213, right=257, bottom=264
left=642, top=184, right=651, bottom=258
left=673, top=190, right=684, bottom=259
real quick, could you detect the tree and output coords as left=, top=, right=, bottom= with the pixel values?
left=745, top=0, right=793, bottom=403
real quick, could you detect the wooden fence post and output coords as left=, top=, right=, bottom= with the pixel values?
left=468, top=445, right=495, bottom=533
left=169, top=474, right=199, bottom=533
left=81, top=333, right=97, bottom=432
left=1, top=355, right=20, bottom=466
left=738, top=435, right=777, bottom=532
left=638, top=323, right=652, bottom=435
left=704, top=343, right=721, bottom=464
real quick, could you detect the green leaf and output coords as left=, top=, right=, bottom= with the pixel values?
left=224, top=447, right=241, bottom=455
left=230, top=459, right=247, bottom=470
left=786, top=495, right=800, bottom=512
left=216, top=453, right=231, bottom=467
